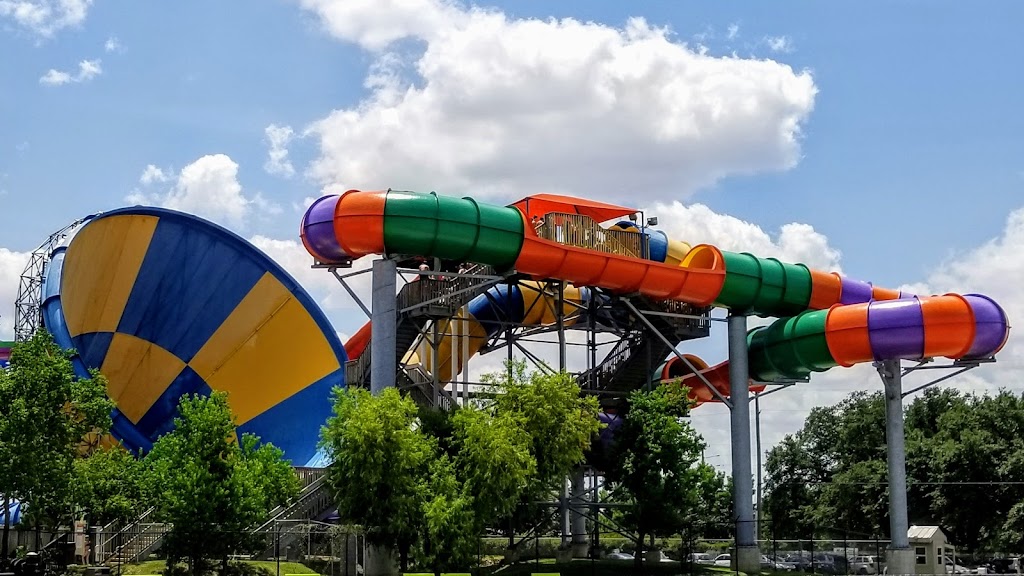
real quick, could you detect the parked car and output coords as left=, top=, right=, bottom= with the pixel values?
left=605, top=549, right=634, bottom=560
left=714, top=553, right=733, bottom=567
left=764, top=554, right=797, bottom=571
left=688, top=552, right=715, bottom=565
left=851, top=555, right=880, bottom=574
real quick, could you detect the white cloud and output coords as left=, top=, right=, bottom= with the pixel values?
left=299, top=1, right=817, bottom=203
left=39, top=58, right=101, bottom=86
left=649, top=201, right=843, bottom=272
left=104, top=36, right=121, bottom=52
left=0, top=0, right=91, bottom=37
left=264, top=124, right=296, bottom=178
left=39, top=69, right=71, bottom=85
left=138, top=164, right=169, bottom=185
left=0, top=248, right=31, bottom=340
left=126, top=154, right=276, bottom=229
left=765, top=35, right=794, bottom=53
left=726, top=23, right=739, bottom=40
left=914, top=207, right=1024, bottom=381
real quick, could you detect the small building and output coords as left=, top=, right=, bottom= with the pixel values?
left=908, top=525, right=953, bottom=575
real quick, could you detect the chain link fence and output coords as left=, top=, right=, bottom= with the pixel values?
left=10, top=517, right=1024, bottom=576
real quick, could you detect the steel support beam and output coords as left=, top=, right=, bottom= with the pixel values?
left=370, top=259, right=397, bottom=395
left=728, top=314, right=760, bottom=574
left=878, top=359, right=915, bottom=575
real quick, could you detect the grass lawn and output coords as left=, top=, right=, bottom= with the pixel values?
left=118, top=559, right=317, bottom=575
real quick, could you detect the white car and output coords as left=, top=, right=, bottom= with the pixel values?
left=689, top=553, right=715, bottom=565
left=851, top=555, right=880, bottom=574
left=715, top=553, right=732, bottom=567
left=605, top=549, right=634, bottom=560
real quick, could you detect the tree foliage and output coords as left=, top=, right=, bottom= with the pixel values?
left=763, top=387, right=1024, bottom=552
left=145, top=391, right=299, bottom=575
left=73, top=444, right=147, bottom=526
left=322, top=361, right=603, bottom=572
left=487, top=361, right=602, bottom=493
left=603, top=383, right=707, bottom=568
left=320, top=387, right=434, bottom=569
left=0, top=332, right=113, bottom=555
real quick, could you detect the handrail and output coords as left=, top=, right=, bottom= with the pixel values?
left=96, top=507, right=156, bottom=563
left=537, top=213, right=645, bottom=259
left=578, top=331, right=645, bottom=390
left=396, top=265, right=496, bottom=314
left=257, top=475, right=332, bottom=532
left=402, top=365, right=454, bottom=411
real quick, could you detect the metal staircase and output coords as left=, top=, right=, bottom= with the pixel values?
left=97, top=468, right=331, bottom=566
left=400, top=365, right=456, bottom=412
left=96, top=508, right=168, bottom=566
left=256, top=469, right=333, bottom=533
left=345, top=264, right=499, bottom=409
left=580, top=296, right=711, bottom=396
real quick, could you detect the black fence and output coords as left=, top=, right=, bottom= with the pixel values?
left=12, top=518, right=1024, bottom=576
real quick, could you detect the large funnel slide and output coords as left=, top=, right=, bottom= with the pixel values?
left=302, top=190, right=1009, bottom=381
left=40, top=207, right=347, bottom=465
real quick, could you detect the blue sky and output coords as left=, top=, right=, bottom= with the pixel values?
left=2, top=0, right=1023, bottom=469
left=2, top=1, right=1022, bottom=279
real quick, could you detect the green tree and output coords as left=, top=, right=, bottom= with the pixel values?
left=691, top=463, right=733, bottom=539
left=0, top=332, right=113, bottom=556
left=762, top=387, right=1024, bottom=553
left=73, top=444, right=147, bottom=526
left=489, top=362, right=602, bottom=492
left=482, top=361, right=602, bottom=540
left=451, top=406, right=534, bottom=525
left=763, top=392, right=892, bottom=539
left=604, top=383, right=705, bottom=569
left=763, top=435, right=819, bottom=538
left=319, top=387, right=433, bottom=571
left=418, top=456, right=478, bottom=572
left=146, top=391, right=298, bottom=576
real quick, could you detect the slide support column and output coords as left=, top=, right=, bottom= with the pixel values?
left=570, top=467, right=588, bottom=558
left=370, top=258, right=397, bottom=395
left=879, top=359, right=914, bottom=575
left=728, top=313, right=760, bottom=574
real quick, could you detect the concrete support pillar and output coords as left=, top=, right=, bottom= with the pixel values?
left=570, top=467, right=588, bottom=558
left=880, top=360, right=915, bottom=575
left=728, top=314, right=761, bottom=575
left=364, top=544, right=397, bottom=576
left=370, top=258, right=397, bottom=395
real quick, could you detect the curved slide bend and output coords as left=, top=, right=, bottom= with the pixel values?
left=302, top=189, right=1009, bottom=388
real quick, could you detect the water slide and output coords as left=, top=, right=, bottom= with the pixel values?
left=301, top=190, right=1010, bottom=393
left=39, top=207, right=348, bottom=465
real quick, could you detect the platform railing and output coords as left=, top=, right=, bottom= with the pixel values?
left=537, top=213, right=645, bottom=258
left=578, top=331, right=645, bottom=390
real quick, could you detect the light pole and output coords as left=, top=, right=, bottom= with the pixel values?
left=755, top=391, right=762, bottom=541
left=751, top=383, right=797, bottom=542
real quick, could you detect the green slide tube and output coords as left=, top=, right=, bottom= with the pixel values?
left=716, top=252, right=813, bottom=316
left=746, top=309, right=837, bottom=381
left=382, top=192, right=525, bottom=269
